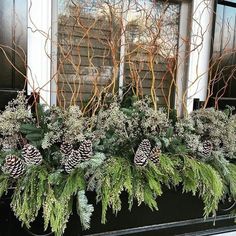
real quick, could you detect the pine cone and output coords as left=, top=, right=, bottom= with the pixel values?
left=60, top=141, right=73, bottom=157
left=60, top=141, right=73, bottom=165
left=78, top=140, right=93, bottom=161
left=149, top=147, right=161, bottom=164
left=64, top=149, right=82, bottom=173
left=134, top=139, right=151, bottom=166
left=201, top=140, right=213, bottom=157
left=22, top=144, right=43, bottom=166
left=2, top=155, right=25, bottom=178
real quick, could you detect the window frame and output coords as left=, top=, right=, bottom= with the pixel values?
left=218, top=0, right=236, bottom=7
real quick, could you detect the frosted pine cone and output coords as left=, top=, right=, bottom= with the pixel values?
left=149, top=147, right=161, bottom=164
left=134, top=139, right=151, bottom=166
left=200, top=140, right=213, bottom=158
left=22, top=144, right=43, bottom=166
left=64, top=149, right=82, bottom=173
left=60, top=141, right=73, bottom=165
left=60, top=141, right=73, bottom=157
left=78, top=140, right=93, bottom=161
left=2, top=155, right=25, bottom=178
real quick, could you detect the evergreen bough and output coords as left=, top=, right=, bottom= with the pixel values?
left=0, top=94, right=235, bottom=235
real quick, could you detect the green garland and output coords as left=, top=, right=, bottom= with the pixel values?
left=0, top=93, right=235, bottom=236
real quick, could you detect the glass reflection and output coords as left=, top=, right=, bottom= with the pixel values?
left=56, top=0, right=180, bottom=106
left=211, top=3, right=236, bottom=98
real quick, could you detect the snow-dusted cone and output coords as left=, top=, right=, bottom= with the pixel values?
left=64, top=149, right=82, bottom=173
left=78, top=140, right=93, bottom=161
left=60, top=141, right=73, bottom=165
left=2, top=155, right=25, bottom=178
left=22, top=144, right=43, bottom=166
left=60, top=141, right=73, bottom=157
left=149, top=147, right=161, bottom=164
left=134, top=139, right=151, bottom=166
left=201, top=140, right=213, bottom=157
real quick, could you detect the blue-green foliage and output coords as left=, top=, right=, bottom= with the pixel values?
left=0, top=94, right=235, bottom=235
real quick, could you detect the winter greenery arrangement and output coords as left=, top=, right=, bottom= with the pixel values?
left=0, top=92, right=236, bottom=236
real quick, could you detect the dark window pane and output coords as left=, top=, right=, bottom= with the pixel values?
left=0, top=0, right=14, bottom=88
left=0, top=0, right=27, bottom=110
left=211, top=3, right=236, bottom=99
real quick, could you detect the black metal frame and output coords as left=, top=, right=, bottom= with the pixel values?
left=1, top=188, right=235, bottom=236
left=218, top=0, right=236, bottom=8
left=86, top=215, right=236, bottom=236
